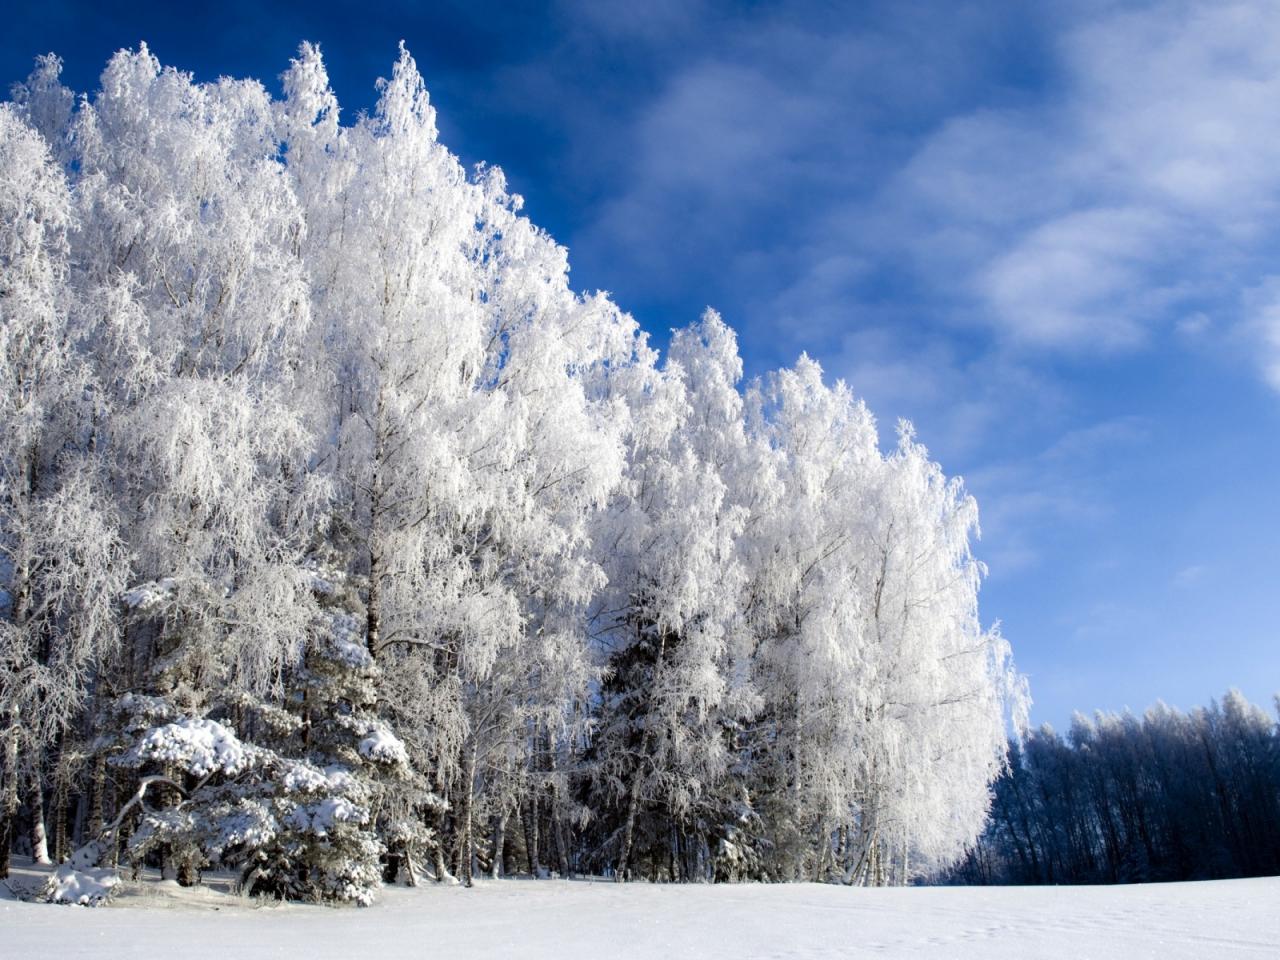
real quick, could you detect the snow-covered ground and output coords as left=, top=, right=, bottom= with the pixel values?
left=3, top=865, right=1278, bottom=959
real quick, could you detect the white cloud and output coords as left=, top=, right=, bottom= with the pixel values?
left=978, top=207, right=1174, bottom=349
left=886, top=1, right=1280, bottom=369
left=1176, top=311, right=1211, bottom=337
left=820, top=324, right=1064, bottom=464
left=1064, top=2, right=1280, bottom=220
left=1040, top=416, right=1149, bottom=463
left=505, top=0, right=1280, bottom=400
left=1242, top=276, right=1280, bottom=391
left=1173, top=564, right=1208, bottom=588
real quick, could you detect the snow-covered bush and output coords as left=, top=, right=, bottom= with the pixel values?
left=118, top=569, right=413, bottom=905
left=41, top=842, right=120, bottom=906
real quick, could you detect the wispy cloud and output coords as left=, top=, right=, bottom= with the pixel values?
left=1173, top=564, right=1208, bottom=588
left=1242, top=276, right=1280, bottom=391
left=883, top=1, right=1280, bottom=369
left=542, top=1, right=1280, bottom=396
left=963, top=415, right=1151, bottom=578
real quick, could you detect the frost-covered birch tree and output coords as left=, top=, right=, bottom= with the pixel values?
left=587, top=310, right=754, bottom=880
left=0, top=103, right=126, bottom=877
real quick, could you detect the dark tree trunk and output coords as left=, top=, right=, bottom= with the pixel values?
left=524, top=793, right=540, bottom=877
left=53, top=773, right=69, bottom=863
left=551, top=801, right=570, bottom=879
left=0, top=726, right=17, bottom=879
left=490, top=808, right=506, bottom=879
left=88, top=752, right=106, bottom=839
left=616, top=774, right=641, bottom=882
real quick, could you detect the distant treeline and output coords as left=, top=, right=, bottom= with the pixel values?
left=948, top=690, right=1280, bottom=885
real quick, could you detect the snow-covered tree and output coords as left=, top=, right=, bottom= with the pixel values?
left=737, top=359, right=1022, bottom=884
left=68, top=45, right=323, bottom=701
left=0, top=103, right=125, bottom=877
left=587, top=310, right=753, bottom=880
left=837, top=424, right=1023, bottom=884
left=736, top=356, right=884, bottom=879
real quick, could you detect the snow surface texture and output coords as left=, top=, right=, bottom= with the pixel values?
left=2, top=875, right=1278, bottom=959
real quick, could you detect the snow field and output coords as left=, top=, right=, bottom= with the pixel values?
left=3, top=875, right=1278, bottom=959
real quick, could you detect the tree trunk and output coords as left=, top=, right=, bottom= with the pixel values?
left=88, top=752, right=106, bottom=839
left=0, top=724, right=18, bottom=879
left=178, top=855, right=199, bottom=887
left=366, top=540, right=383, bottom=657
left=365, top=546, right=383, bottom=656
left=107, top=779, right=126, bottom=868
left=813, top=820, right=831, bottom=882
left=431, top=763, right=452, bottom=883
left=843, top=818, right=878, bottom=886
left=524, top=794, right=540, bottom=877
left=432, top=828, right=449, bottom=883
left=28, top=756, right=50, bottom=864
left=71, top=787, right=86, bottom=856
left=669, top=821, right=680, bottom=882
left=365, top=392, right=388, bottom=656
left=159, top=765, right=181, bottom=881
left=550, top=795, right=570, bottom=879
left=616, top=773, right=641, bottom=882
left=459, top=746, right=477, bottom=888
left=403, top=840, right=418, bottom=887
left=53, top=773, right=69, bottom=863
left=490, top=809, right=506, bottom=879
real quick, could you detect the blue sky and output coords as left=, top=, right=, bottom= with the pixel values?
left=6, top=0, right=1279, bottom=730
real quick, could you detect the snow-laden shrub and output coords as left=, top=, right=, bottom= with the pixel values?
left=41, top=842, right=120, bottom=906
left=123, top=723, right=398, bottom=904
left=119, top=570, right=413, bottom=905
